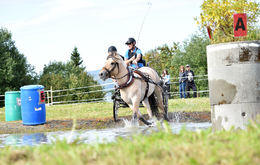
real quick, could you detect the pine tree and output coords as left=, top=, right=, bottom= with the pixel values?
left=70, top=47, right=83, bottom=67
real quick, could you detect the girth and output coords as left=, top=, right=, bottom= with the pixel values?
left=133, top=70, right=152, bottom=101
left=116, top=68, right=160, bottom=101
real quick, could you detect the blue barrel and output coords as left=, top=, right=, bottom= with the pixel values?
left=20, top=85, right=46, bottom=125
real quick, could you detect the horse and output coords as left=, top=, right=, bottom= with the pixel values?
left=99, top=52, right=169, bottom=125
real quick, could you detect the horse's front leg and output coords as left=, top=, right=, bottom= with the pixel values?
left=131, top=99, right=152, bottom=126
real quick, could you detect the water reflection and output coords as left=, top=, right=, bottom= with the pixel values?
left=23, top=133, right=48, bottom=146
left=0, top=133, right=47, bottom=147
left=0, top=122, right=211, bottom=148
left=4, top=134, right=23, bottom=146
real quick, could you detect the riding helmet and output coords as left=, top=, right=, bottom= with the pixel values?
left=108, top=46, right=117, bottom=53
left=125, top=38, right=136, bottom=45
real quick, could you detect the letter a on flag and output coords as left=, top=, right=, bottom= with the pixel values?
left=234, top=13, right=247, bottom=37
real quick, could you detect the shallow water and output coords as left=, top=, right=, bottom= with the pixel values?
left=0, top=121, right=211, bottom=148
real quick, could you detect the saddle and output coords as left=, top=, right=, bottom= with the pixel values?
left=133, top=69, right=162, bottom=101
left=116, top=67, right=162, bottom=101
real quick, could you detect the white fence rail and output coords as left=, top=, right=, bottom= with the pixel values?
left=51, top=82, right=114, bottom=93
left=0, top=75, right=209, bottom=105
left=0, top=95, right=4, bottom=102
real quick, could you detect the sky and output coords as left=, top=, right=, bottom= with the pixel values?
left=0, top=0, right=204, bottom=74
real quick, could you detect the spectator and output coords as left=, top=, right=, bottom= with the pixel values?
left=124, top=37, right=145, bottom=69
left=179, top=65, right=186, bottom=99
left=185, top=64, right=197, bottom=98
left=162, top=69, right=171, bottom=97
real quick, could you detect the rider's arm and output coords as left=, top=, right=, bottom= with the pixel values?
left=124, top=51, right=135, bottom=65
left=125, top=56, right=135, bottom=65
left=133, top=49, right=142, bottom=64
left=133, top=54, right=141, bottom=64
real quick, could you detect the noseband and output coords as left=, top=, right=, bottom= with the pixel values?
left=102, top=55, right=120, bottom=78
left=102, top=54, right=130, bottom=80
left=103, top=54, right=134, bottom=89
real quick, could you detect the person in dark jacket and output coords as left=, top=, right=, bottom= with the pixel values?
left=179, top=65, right=186, bottom=99
left=185, top=64, right=197, bottom=98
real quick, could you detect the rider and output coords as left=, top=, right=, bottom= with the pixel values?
left=108, top=46, right=126, bottom=101
left=108, top=46, right=124, bottom=60
left=108, top=46, right=117, bottom=55
left=124, top=37, right=145, bottom=69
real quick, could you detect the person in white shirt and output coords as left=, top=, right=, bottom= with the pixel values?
left=162, top=69, right=171, bottom=97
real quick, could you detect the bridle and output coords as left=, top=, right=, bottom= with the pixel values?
left=102, top=54, right=135, bottom=89
left=102, top=54, right=129, bottom=80
left=101, top=55, right=119, bottom=78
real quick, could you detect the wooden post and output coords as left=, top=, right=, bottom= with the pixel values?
left=50, top=86, right=53, bottom=106
left=46, top=91, right=49, bottom=105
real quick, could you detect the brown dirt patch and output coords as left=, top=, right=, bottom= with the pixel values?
left=0, top=112, right=210, bottom=134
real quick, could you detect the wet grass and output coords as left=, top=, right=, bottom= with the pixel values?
left=0, top=97, right=210, bottom=122
left=0, top=122, right=259, bottom=165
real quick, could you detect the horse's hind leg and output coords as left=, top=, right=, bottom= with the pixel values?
left=154, top=86, right=169, bottom=121
left=142, top=98, right=153, bottom=119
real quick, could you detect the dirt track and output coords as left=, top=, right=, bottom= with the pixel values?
left=0, top=112, right=210, bottom=134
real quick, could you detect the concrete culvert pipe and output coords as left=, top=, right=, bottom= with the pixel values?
left=207, top=40, right=260, bottom=130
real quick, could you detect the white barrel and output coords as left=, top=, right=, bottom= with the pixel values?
left=207, top=40, right=260, bottom=130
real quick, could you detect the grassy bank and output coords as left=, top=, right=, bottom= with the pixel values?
left=0, top=122, right=259, bottom=165
left=0, top=97, right=210, bottom=122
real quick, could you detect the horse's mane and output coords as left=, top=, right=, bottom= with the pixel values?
left=107, top=52, right=124, bottom=62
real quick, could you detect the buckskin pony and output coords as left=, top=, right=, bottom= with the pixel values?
left=99, top=52, right=169, bottom=125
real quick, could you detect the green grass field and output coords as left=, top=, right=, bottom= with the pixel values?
left=0, top=122, right=259, bottom=165
left=0, top=97, right=210, bottom=122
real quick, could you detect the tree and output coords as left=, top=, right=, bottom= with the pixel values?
left=144, top=42, right=179, bottom=76
left=0, top=28, right=37, bottom=95
left=195, top=0, right=260, bottom=43
left=39, top=61, right=105, bottom=103
left=144, top=30, right=210, bottom=97
left=70, top=47, right=83, bottom=67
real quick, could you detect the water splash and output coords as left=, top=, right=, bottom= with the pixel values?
left=122, top=119, right=139, bottom=128
left=171, top=111, right=184, bottom=123
left=67, top=119, right=77, bottom=144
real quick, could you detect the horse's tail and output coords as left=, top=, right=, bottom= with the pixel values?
left=148, top=92, right=159, bottom=118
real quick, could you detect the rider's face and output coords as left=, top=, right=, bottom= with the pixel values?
left=127, top=43, right=134, bottom=50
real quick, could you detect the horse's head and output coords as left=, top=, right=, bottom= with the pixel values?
left=99, top=52, right=125, bottom=81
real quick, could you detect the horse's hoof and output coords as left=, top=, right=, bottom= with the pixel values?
left=164, top=117, right=170, bottom=122
left=139, top=117, right=152, bottom=126
left=115, top=118, right=122, bottom=122
left=165, top=118, right=170, bottom=122
left=146, top=122, right=152, bottom=126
